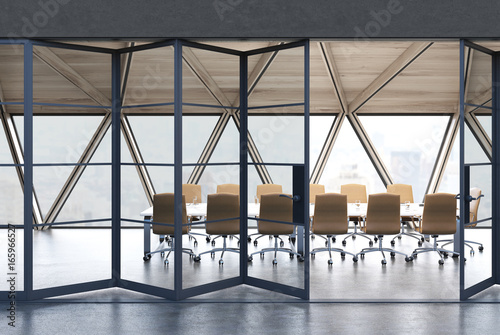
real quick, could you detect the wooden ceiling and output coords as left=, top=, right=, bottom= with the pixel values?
left=0, top=40, right=498, bottom=115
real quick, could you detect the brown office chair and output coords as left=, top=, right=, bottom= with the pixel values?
left=311, top=193, right=356, bottom=265
left=340, top=184, right=373, bottom=246
left=309, top=184, right=325, bottom=204
left=216, top=183, right=240, bottom=195
left=143, top=193, right=196, bottom=265
left=182, top=183, right=210, bottom=244
left=387, top=184, right=425, bottom=246
left=195, top=193, right=240, bottom=265
left=411, top=193, right=460, bottom=265
left=438, top=187, right=484, bottom=254
left=250, top=184, right=284, bottom=245
left=353, top=193, right=413, bottom=265
left=248, top=193, right=304, bottom=265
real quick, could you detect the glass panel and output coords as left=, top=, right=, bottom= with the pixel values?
left=310, top=115, right=336, bottom=171
left=465, top=119, right=490, bottom=164
left=33, top=222, right=111, bottom=289
left=438, top=135, right=459, bottom=194
left=464, top=219, right=492, bottom=288
left=319, top=121, right=385, bottom=194
left=33, top=47, right=109, bottom=106
left=476, top=113, right=492, bottom=140
left=466, top=48, right=492, bottom=109
left=33, top=115, right=106, bottom=164
left=469, top=165, right=492, bottom=224
left=248, top=107, right=304, bottom=164
left=34, top=166, right=73, bottom=218
left=123, top=46, right=174, bottom=106
left=248, top=47, right=304, bottom=108
left=0, top=44, right=24, bottom=104
left=182, top=45, right=240, bottom=291
left=0, top=167, right=24, bottom=225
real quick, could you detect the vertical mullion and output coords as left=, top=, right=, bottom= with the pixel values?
left=459, top=39, right=466, bottom=300
left=303, top=40, right=310, bottom=300
left=24, top=41, right=33, bottom=299
left=111, top=51, right=121, bottom=285
left=493, top=52, right=499, bottom=284
left=240, top=53, right=248, bottom=280
left=174, top=40, right=183, bottom=299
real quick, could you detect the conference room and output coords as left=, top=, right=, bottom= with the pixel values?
left=0, top=38, right=497, bottom=301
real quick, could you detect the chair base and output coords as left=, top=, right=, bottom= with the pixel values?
left=437, top=238, right=483, bottom=255
left=311, top=235, right=355, bottom=265
left=390, top=222, right=425, bottom=246
left=412, top=235, right=461, bottom=265
left=248, top=235, right=304, bottom=265
left=354, top=235, right=412, bottom=265
left=196, top=235, right=239, bottom=265
left=143, top=236, right=196, bottom=265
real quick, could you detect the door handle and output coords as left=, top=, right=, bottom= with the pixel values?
left=279, top=194, right=301, bottom=202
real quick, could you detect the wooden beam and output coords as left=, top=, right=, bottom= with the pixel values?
left=318, top=42, right=348, bottom=114
left=33, top=45, right=112, bottom=107
left=348, top=42, right=433, bottom=114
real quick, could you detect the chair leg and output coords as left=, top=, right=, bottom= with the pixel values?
left=195, top=235, right=239, bottom=265
left=342, top=222, right=373, bottom=246
left=438, top=238, right=483, bottom=255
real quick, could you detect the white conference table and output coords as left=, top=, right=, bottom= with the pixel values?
left=140, top=202, right=432, bottom=255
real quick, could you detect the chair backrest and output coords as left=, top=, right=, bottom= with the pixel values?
left=216, top=183, right=240, bottom=195
left=206, top=193, right=240, bottom=235
left=309, top=184, right=325, bottom=204
left=258, top=193, right=294, bottom=235
left=182, top=184, right=201, bottom=203
left=152, top=193, right=188, bottom=235
left=387, top=183, right=414, bottom=203
left=340, top=184, right=367, bottom=203
left=256, top=184, right=282, bottom=202
left=364, top=193, right=401, bottom=235
left=312, top=193, right=348, bottom=235
left=421, top=193, right=457, bottom=235
left=469, top=187, right=482, bottom=224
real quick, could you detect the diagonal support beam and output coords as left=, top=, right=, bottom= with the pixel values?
left=0, top=84, right=43, bottom=227
left=465, top=112, right=492, bottom=160
left=318, top=42, right=348, bottom=114
left=348, top=42, right=433, bottom=114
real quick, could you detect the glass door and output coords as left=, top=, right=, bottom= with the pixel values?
left=242, top=41, right=310, bottom=299
left=460, top=40, right=496, bottom=300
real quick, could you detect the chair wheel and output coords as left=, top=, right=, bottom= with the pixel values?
left=194, top=256, right=201, bottom=262
left=342, top=240, right=347, bottom=246
left=247, top=237, right=252, bottom=242
left=420, top=237, right=425, bottom=242
left=280, top=241, right=285, bottom=247
left=341, top=252, right=345, bottom=257
left=418, top=242, right=422, bottom=247
left=369, top=241, right=373, bottom=247
left=164, top=259, right=169, bottom=265
left=374, top=237, right=378, bottom=242
left=438, top=259, right=444, bottom=265
left=353, top=257, right=358, bottom=262
left=390, top=252, right=395, bottom=257
left=194, top=241, right=198, bottom=247
left=479, top=246, right=484, bottom=251
left=352, top=235, right=356, bottom=240
left=269, top=236, right=273, bottom=240
left=160, top=252, right=165, bottom=257
left=470, top=250, right=475, bottom=255
left=143, top=255, right=151, bottom=261
left=298, top=256, right=305, bottom=262
left=397, top=236, right=402, bottom=240
left=272, top=259, right=278, bottom=265
left=360, top=253, right=365, bottom=258
left=332, top=237, right=336, bottom=243
left=289, top=253, right=294, bottom=259
left=219, top=259, right=224, bottom=265
left=211, top=252, right=215, bottom=259
left=381, top=259, right=387, bottom=265
left=254, top=241, right=258, bottom=246
left=390, top=241, right=395, bottom=246
left=328, top=259, right=333, bottom=265
left=260, top=253, right=264, bottom=258
left=412, top=253, right=417, bottom=258
left=248, top=256, right=253, bottom=262
left=206, top=237, right=211, bottom=243
left=211, top=241, right=216, bottom=246
left=311, top=253, right=315, bottom=258
left=443, top=252, right=448, bottom=258
left=325, top=241, right=328, bottom=247
left=405, top=256, right=413, bottom=262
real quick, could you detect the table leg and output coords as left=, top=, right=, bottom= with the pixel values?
left=144, top=216, right=151, bottom=255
